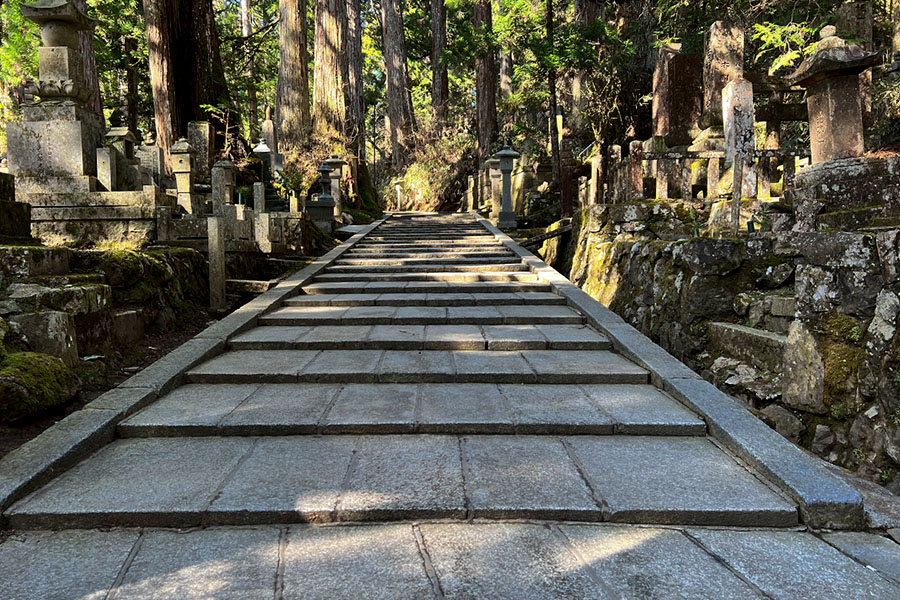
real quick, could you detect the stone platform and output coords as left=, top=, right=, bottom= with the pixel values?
left=1, top=213, right=898, bottom=598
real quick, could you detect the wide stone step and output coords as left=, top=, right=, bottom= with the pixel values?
left=356, top=240, right=500, bottom=247
left=285, top=291, right=567, bottom=307
left=115, top=383, right=706, bottom=437
left=303, top=281, right=554, bottom=294
left=184, top=349, right=649, bottom=384
left=335, top=256, right=518, bottom=266
left=259, top=304, right=584, bottom=326
left=313, top=271, right=538, bottom=282
left=230, top=324, right=611, bottom=351
left=346, top=249, right=511, bottom=257
left=7, top=434, right=795, bottom=529
left=325, top=263, right=528, bottom=273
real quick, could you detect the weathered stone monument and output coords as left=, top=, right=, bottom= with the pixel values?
left=722, top=78, right=756, bottom=197
left=6, top=0, right=169, bottom=246
left=787, top=27, right=893, bottom=231
left=652, top=43, right=702, bottom=147
left=696, top=22, right=744, bottom=138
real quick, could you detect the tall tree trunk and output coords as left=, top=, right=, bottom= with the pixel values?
left=73, top=0, right=104, bottom=125
left=142, top=0, right=233, bottom=168
left=382, top=0, right=416, bottom=167
left=276, top=0, right=310, bottom=149
left=123, top=37, right=138, bottom=134
left=571, top=0, right=601, bottom=130
left=546, top=0, right=560, bottom=188
left=474, top=0, right=497, bottom=164
left=312, top=0, right=348, bottom=143
left=431, top=0, right=449, bottom=121
left=241, top=0, right=259, bottom=141
left=347, top=0, right=365, bottom=160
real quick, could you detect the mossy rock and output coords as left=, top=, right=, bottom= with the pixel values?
left=0, top=351, right=81, bottom=424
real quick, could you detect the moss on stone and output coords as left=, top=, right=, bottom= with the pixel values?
left=0, top=351, right=80, bottom=423
left=815, top=313, right=868, bottom=414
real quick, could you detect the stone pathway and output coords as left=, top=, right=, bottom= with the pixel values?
left=2, top=213, right=900, bottom=599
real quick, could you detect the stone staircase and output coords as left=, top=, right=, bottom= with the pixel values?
left=6, top=214, right=799, bottom=529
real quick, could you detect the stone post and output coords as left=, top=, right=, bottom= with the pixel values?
left=262, top=107, right=278, bottom=154
left=609, top=145, right=622, bottom=203
left=495, top=146, right=519, bottom=229
left=325, top=156, right=346, bottom=220
left=253, top=182, right=266, bottom=214
left=171, top=138, right=202, bottom=214
left=96, top=147, right=116, bottom=191
left=699, top=22, right=744, bottom=130
left=187, top=121, right=214, bottom=182
left=467, top=175, right=475, bottom=212
left=207, top=216, right=226, bottom=312
left=628, top=140, right=644, bottom=202
left=211, top=159, right=235, bottom=215
left=487, top=158, right=502, bottom=219
left=589, top=155, right=603, bottom=205
left=652, top=43, right=681, bottom=138
left=786, top=27, right=879, bottom=164
left=723, top=78, right=756, bottom=197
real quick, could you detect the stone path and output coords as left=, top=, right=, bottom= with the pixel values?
left=2, top=213, right=900, bottom=599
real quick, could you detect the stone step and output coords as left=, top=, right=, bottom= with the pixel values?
left=115, top=383, right=706, bottom=437
left=6, top=434, right=796, bottom=529
left=325, top=263, right=528, bottom=274
left=708, top=322, right=787, bottom=372
left=184, top=349, right=649, bottom=384
left=356, top=241, right=500, bottom=247
left=335, top=256, right=517, bottom=266
left=313, top=271, right=538, bottom=283
left=259, top=304, right=584, bottom=326
left=303, top=281, right=553, bottom=294
left=346, top=249, right=511, bottom=257
left=230, top=324, right=612, bottom=351
left=285, top=291, right=567, bottom=307
left=226, top=279, right=275, bottom=294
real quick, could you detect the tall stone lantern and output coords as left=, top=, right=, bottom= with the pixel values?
left=7, top=0, right=102, bottom=192
left=325, top=155, right=346, bottom=220
left=495, top=146, right=519, bottom=229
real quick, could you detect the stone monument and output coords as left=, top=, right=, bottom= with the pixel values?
left=691, top=22, right=744, bottom=152
left=786, top=27, right=893, bottom=231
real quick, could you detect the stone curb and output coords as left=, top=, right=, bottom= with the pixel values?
left=473, top=213, right=866, bottom=530
left=0, top=217, right=387, bottom=522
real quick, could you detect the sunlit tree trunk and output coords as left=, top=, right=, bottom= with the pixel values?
left=241, top=0, right=259, bottom=141
left=546, top=0, right=560, bottom=187
left=431, top=0, right=449, bottom=121
left=312, top=0, right=348, bottom=143
left=73, top=0, right=104, bottom=125
left=276, top=0, right=310, bottom=149
left=347, top=0, right=365, bottom=160
left=474, top=0, right=497, bottom=164
left=382, top=0, right=416, bottom=167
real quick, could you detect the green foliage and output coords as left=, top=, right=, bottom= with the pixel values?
left=751, top=21, right=820, bottom=75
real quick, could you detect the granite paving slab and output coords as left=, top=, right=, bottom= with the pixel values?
left=336, top=435, right=466, bottom=521
left=821, top=532, right=900, bottom=584
left=482, top=325, right=548, bottom=350
left=535, top=324, right=611, bottom=350
left=281, top=524, right=435, bottom=600
left=376, top=350, right=456, bottom=382
left=464, top=436, right=601, bottom=519
left=418, top=383, right=513, bottom=433
left=559, top=525, right=760, bottom=599
left=186, top=350, right=320, bottom=383
left=423, top=325, right=485, bottom=350
left=452, top=350, right=537, bottom=383
left=498, top=305, right=583, bottom=324
left=568, top=436, right=798, bottom=526
left=119, top=384, right=260, bottom=436
left=419, top=523, right=609, bottom=600
left=0, top=529, right=138, bottom=600
left=114, top=528, right=280, bottom=599
left=220, top=384, right=340, bottom=434
left=208, top=437, right=356, bottom=524
left=580, top=384, right=707, bottom=435
left=8, top=437, right=255, bottom=529
left=323, top=384, right=418, bottom=433
left=300, top=349, right=383, bottom=382
left=292, top=325, right=374, bottom=349
left=521, top=350, right=650, bottom=384
left=229, top=326, right=311, bottom=349
left=499, top=384, right=615, bottom=434
left=689, top=529, right=900, bottom=599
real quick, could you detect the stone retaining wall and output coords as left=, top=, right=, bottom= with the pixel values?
left=543, top=204, right=900, bottom=495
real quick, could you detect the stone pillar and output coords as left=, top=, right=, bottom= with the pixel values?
left=487, top=158, right=502, bottom=219
left=699, top=22, right=744, bottom=130
left=96, top=147, right=116, bottom=191
left=253, top=182, right=266, bottom=215
left=837, top=1, right=873, bottom=125
left=723, top=78, right=756, bottom=197
left=187, top=121, right=214, bottom=183
left=467, top=175, right=475, bottom=212
left=171, top=138, right=202, bottom=214
left=628, top=140, right=643, bottom=202
left=207, top=216, right=226, bottom=312
left=589, top=155, right=603, bottom=205
left=495, top=146, right=519, bottom=228
left=211, top=159, right=235, bottom=215
left=262, top=107, right=278, bottom=153
left=325, top=156, right=345, bottom=220
left=652, top=43, right=681, bottom=138
left=666, top=53, right=703, bottom=146
left=786, top=27, right=878, bottom=164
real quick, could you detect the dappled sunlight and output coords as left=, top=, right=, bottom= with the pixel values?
left=565, top=525, right=664, bottom=564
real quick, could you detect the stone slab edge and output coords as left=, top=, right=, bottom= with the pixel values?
left=473, top=213, right=865, bottom=530
left=0, top=217, right=388, bottom=524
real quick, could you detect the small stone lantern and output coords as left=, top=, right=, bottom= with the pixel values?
left=170, top=137, right=198, bottom=214
left=494, top=146, right=519, bottom=229
left=325, top=155, right=346, bottom=219
left=306, top=162, right=336, bottom=232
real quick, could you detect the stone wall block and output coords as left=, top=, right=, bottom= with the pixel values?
left=782, top=320, right=827, bottom=414
left=9, top=311, right=79, bottom=367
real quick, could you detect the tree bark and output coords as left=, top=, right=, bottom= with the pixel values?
left=241, top=0, right=259, bottom=141
left=72, top=0, right=104, bottom=125
left=546, top=0, right=560, bottom=188
left=123, top=36, right=138, bottom=134
left=312, top=0, right=348, bottom=143
left=142, top=0, right=233, bottom=168
left=474, top=0, right=497, bottom=164
left=382, top=0, right=416, bottom=167
left=276, top=0, right=310, bottom=149
left=347, top=0, right=365, bottom=160
left=431, top=0, right=449, bottom=120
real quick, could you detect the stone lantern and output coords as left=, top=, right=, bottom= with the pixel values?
left=494, top=146, right=519, bottom=229
left=325, top=155, right=346, bottom=219
left=170, top=138, right=198, bottom=214
left=307, top=162, right=336, bottom=232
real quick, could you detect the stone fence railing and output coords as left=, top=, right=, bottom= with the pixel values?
left=604, top=141, right=810, bottom=207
